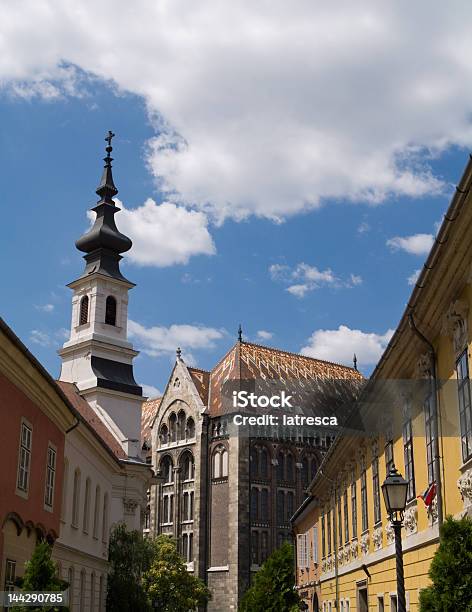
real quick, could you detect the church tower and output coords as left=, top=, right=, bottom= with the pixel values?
left=59, top=132, right=143, bottom=458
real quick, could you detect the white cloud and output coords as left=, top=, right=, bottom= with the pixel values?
left=30, top=330, right=51, bottom=347
left=101, top=199, right=215, bottom=267
left=407, top=268, right=421, bottom=285
left=35, top=304, right=55, bottom=313
left=301, top=325, right=394, bottom=367
left=271, top=262, right=361, bottom=298
left=357, top=222, right=371, bottom=234
left=142, top=384, right=161, bottom=398
left=128, top=319, right=225, bottom=363
left=3, top=3, right=472, bottom=219
left=257, top=330, right=273, bottom=341
left=387, top=233, right=434, bottom=256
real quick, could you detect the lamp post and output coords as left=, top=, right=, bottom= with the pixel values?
left=381, top=465, right=408, bottom=612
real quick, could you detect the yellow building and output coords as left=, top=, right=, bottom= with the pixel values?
left=293, top=155, right=472, bottom=612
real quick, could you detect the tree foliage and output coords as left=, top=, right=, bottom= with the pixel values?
left=142, top=535, right=211, bottom=612
left=106, top=522, right=154, bottom=612
left=239, top=541, right=301, bottom=612
left=12, top=540, right=68, bottom=612
left=419, top=516, right=472, bottom=612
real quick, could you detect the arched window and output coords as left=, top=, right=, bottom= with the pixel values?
left=68, top=567, right=74, bottom=604
left=79, top=296, right=89, bottom=326
left=83, top=477, right=91, bottom=533
left=90, top=572, right=95, bottom=611
left=277, top=490, right=285, bottom=523
left=72, top=469, right=81, bottom=527
left=79, top=569, right=86, bottom=612
left=221, top=449, right=228, bottom=477
left=102, top=493, right=109, bottom=543
left=105, top=296, right=117, bottom=326
left=302, top=457, right=309, bottom=488
left=93, top=485, right=100, bottom=539
left=161, top=456, right=174, bottom=483
left=261, top=488, right=269, bottom=521
left=178, top=410, right=186, bottom=441
left=182, top=453, right=195, bottom=481
left=251, top=531, right=259, bottom=565
left=277, top=452, right=285, bottom=482
left=286, top=491, right=294, bottom=521
left=186, top=417, right=195, bottom=440
left=169, top=413, right=177, bottom=443
left=250, top=448, right=258, bottom=478
left=260, top=448, right=269, bottom=479
left=251, top=488, right=259, bottom=521
left=213, top=451, right=221, bottom=479
left=286, top=453, right=294, bottom=481
left=159, top=424, right=169, bottom=445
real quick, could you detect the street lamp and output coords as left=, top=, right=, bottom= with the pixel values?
left=382, top=464, right=408, bottom=612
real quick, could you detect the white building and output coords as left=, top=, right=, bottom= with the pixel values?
left=53, top=133, right=152, bottom=611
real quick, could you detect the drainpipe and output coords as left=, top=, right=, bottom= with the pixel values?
left=65, top=418, right=80, bottom=434
left=408, top=313, right=444, bottom=528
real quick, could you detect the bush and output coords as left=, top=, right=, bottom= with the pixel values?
left=12, top=540, right=68, bottom=612
left=419, top=516, right=472, bottom=612
left=239, top=542, right=301, bottom=612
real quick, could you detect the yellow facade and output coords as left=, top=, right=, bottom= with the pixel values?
left=293, top=157, right=472, bottom=612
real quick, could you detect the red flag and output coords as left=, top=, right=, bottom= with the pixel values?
left=418, top=482, right=436, bottom=507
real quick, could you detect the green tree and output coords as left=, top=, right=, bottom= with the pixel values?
left=239, top=541, right=301, bottom=612
left=12, top=540, right=68, bottom=612
left=106, top=522, right=154, bottom=612
left=142, top=535, right=211, bottom=611
left=419, top=516, right=472, bottom=612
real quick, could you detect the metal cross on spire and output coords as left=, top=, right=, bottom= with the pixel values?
left=105, top=130, right=115, bottom=156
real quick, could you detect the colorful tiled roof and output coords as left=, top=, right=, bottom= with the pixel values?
left=208, top=341, right=362, bottom=416
left=187, top=367, right=210, bottom=404
left=141, top=397, right=161, bottom=449
left=57, top=381, right=127, bottom=460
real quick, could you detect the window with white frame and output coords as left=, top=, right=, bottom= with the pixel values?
left=377, top=595, right=385, bottom=611
left=456, top=349, right=472, bottom=462
left=390, top=594, right=398, bottom=612
left=4, top=559, right=16, bottom=593
left=312, top=525, right=319, bottom=563
left=44, top=445, right=56, bottom=508
left=17, top=421, right=32, bottom=492
left=297, top=532, right=309, bottom=568
left=71, top=469, right=81, bottom=527
left=93, top=486, right=100, bottom=538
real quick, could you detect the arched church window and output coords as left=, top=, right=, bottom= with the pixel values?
left=169, top=413, right=177, bottom=443
left=178, top=410, right=186, bottom=441
left=286, top=453, right=294, bottom=481
left=221, top=449, right=228, bottom=477
left=213, top=450, right=221, bottom=479
left=181, top=452, right=195, bottom=481
left=105, top=296, right=117, bottom=326
left=159, top=424, right=168, bottom=445
left=161, top=456, right=174, bottom=484
left=79, top=296, right=89, bottom=326
left=186, top=417, right=195, bottom=440
left=212, top=445, right=229, bottom=479
left=260, top=448, right=269, bottom=479
left=277, top=452, right=285, bottom=482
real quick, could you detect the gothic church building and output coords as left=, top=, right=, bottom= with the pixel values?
left=146, top=341, right=361, bottom=611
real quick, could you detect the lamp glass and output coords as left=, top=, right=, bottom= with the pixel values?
left=381, top=468, right=408, bottom=514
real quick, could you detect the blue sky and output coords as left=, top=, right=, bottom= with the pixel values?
left=1, top=3, right=471, bottom=394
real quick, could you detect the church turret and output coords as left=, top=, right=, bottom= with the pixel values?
left=58, top=132, right=143, bottom=458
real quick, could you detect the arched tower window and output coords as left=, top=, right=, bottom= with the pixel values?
left=178, top=410, right=186, bottom=441
left=159, top=423, right=169, bottom=446
left=160, top=456, right=174, bottom=484
left=169, top=413, right=177, bottom=443
left=105, top=296, right=117, bottom=326
left=212, top=446, right=229, bottom=479
left=79, top=296, right=89, bottom=326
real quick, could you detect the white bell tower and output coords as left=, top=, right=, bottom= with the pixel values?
left=59, top=131, right=143, bottom=458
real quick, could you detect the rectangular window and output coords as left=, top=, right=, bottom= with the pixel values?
left=321, top=513, right=326, bottom=557
left=17, top=422, right=32, bottom=492
left=424, top=393, right=435, bottom=485
left=344, top=490, right=349, bottom=543
left=361, top=468, right=368, bottom=532
left=385, top=439, right=394, bottom=475
left=337, top=499, right=342, bottom=549
left=457, top=350, right=472, bottom=462
left=372, top=456, right=381, bottom=525
left=327, top=510, right=332, bottom=554
left=351, top=480, right=357, bottom=539
left=297, top=533, right=308, bottom=568
left=313, top=525, right=319, bottom=563
left=390, top=594, right=398, bottom=612
left=403, top=418, right=416, bottom=501
left=4, top=559, right=16, bottom=593
left=44, top=445, right=56, bottom=508
left=377, top=596, right=385, bottom=612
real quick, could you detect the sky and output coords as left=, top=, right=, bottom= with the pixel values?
left=1, top=2, right=472, bottom=395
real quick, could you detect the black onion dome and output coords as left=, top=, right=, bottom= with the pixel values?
left=76, top=131, right=132, bottom=256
